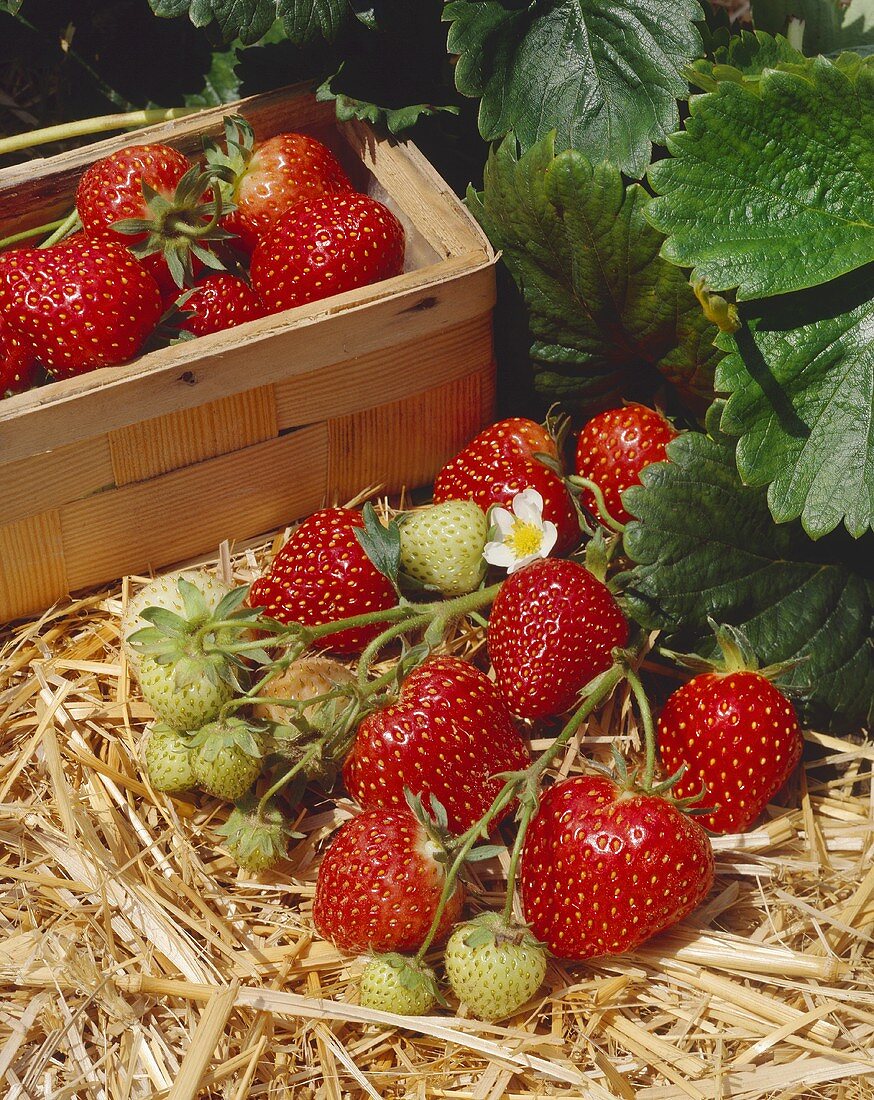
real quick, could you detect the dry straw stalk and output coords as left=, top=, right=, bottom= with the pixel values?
left=1, top=519, right=872, bottom=1099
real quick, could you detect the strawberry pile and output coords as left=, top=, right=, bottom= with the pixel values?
left=0, top=115, right=405, bottom=397
left=118, top=405, right=806, bottom=1023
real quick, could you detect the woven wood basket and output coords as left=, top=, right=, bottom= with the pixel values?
left=0, top=85, right=496, bottom=622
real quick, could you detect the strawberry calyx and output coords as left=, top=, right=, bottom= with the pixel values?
left=202, top=114, right=257, bottom=197
left=216, top=793, right=300, bottom=873
left=127, top=578, right=256, bottom=691
left=660, top=618, right=804, bottom=687
left=354, top=502, right=402, bottom=595
left=188, top=715, right=264, bottom=762
left=112, top=164, right=236, bottom=287
left=457, top=911, right=545, bottom=953
left=360, top=953, right=443, bottom=1015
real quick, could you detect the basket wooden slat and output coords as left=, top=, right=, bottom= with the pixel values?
left=0, top=85, right=497, bottom=622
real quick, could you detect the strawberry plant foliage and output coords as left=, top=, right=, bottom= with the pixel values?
left=621, top=431, right=874, bottom=732
left=716, top=264, right=874, bottom=539
left=149, top=0, right=353, bottom=44
left=467, top=134, right=721, bottom=415
left=647, top=57, right=874, bottom=301
left=445, top=0, right=704, bottom=179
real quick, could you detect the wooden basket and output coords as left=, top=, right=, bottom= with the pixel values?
left=0, top=86, right=496, bottom=623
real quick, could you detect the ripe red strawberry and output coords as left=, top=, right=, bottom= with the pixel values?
left=343, top=656, right=530, bottom=834
left=207, top=121, right=353, bottom=252
left=177, top=274, right=265, bottom=336
left=313, top=807, right=464, bottom=954
left=76, top=143, right=192, bottom=233
left=0, top=313, right=37, bottom=397
left=0, top=237, right=162, bottom=378
left=248, top=507, right=398, bottom=655
left=76, top=143, right=222, bottom=292
left=251, top=193, right=405, bottom=313
left=575, top=404, right=678, bottom=526
left=487, top=558, right=628, bottom=719
left=520, top=774, right=714, bottom=959
left=657, top=671, right=803, bottom=834
left=433, top=418, right=580, bottom=554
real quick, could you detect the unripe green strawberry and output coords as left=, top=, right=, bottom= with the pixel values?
left=399, top=501, right=488, bottom=597
left=121, top=569, right=232, bottom=671
left=139, top=659, right=236, bottom=732
left=359, top=953, right=438, bottom=1016
left=444, top=912, right=547, bottom=1021
left=124, top=573, right=251, bottom=730
left=191, top=718, right=263, bottom=802
left=143, top=723, right=196, bottom=793
left=217, top=795, right=293, bottom=873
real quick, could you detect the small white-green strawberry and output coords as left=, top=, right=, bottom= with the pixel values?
left=217, top=794, right=295, bottom=873
left=125, top=574, right=254, bottom=730
left=121, top=569, right=232, bottom=671
left=360, top=953, right=438, bottom=1015
left=399, top=501, right=488, bottom=597
left=143, top=723, right=197, bottom=793
left=253, top=656, right=356, bottom=733
left=443, top=912, right=547, bottom=1021
left=191, top=717, right=264, bottom=802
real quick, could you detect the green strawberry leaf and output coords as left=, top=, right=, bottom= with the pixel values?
left=0, top=0, right=24, bottom=13
left=444, top=0, right=704, bottom=179
left=467, top=133, right=721, bottom=416
left=686, top=30, right=805, bottom=92
left=316, top=68, right=459, bottom=134
left=184, top=42, right=243, bottom=107
left=149, top=0, right=352, bottom=45
left=715, top=264, right=874, bottom=539
left=620, top=431, right=874, bottom=731
left=355, top=503, right=401, bottom=588
left=647, top=56, right=874, bottom=300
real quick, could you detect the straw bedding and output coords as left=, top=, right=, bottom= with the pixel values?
left=1, top=520, right=873, bottom=1100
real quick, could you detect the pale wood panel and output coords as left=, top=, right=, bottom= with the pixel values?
left=326, top=369, right=492, bottom=502
left=274, top=313, right=493, bottom=430
left=61, top=424, right=328, bottom=590
left=0, top=260, right=495, bottom=467
left=0, top=435, right=114, bottom=526
left=108, top=385, right=278, bottom=486
left=0, top=512, right=68, bottom=622
left=342, top=121, right=493, bottom=263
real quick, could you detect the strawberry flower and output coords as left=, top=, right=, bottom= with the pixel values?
left=483, top=488, right=558, bottom=574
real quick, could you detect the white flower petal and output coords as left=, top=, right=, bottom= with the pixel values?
left=483, top=542, right=517, bottom=569
left=512, top=488, right=545, bottom=526
left=489, top=507, right=516, bottom=537
left=507, top=551, right=542, bottom=574
left=540, top=521, right=559, bottom=557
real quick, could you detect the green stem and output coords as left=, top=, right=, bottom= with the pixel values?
left=567, top=476, right=626, bottom=535
left=0, top=108, right=199, bottom=158
left=0, top=218, right=67, bottom=250
left=356, top=614, right=431, bottom=686
left=625, top=665, right=657, bottom=789
left=414, top=661, right=626, bottom=960
left=502, top=797, right=537, bottom=923
left=257, top=745, right=322, bottom=819
left=41, top=210, right=83, bottom=248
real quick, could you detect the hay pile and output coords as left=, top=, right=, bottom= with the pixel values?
left=1, top=526, right=873, bottom=1100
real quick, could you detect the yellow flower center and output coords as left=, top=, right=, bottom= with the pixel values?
left=508, top=520, right=543, bottom=558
